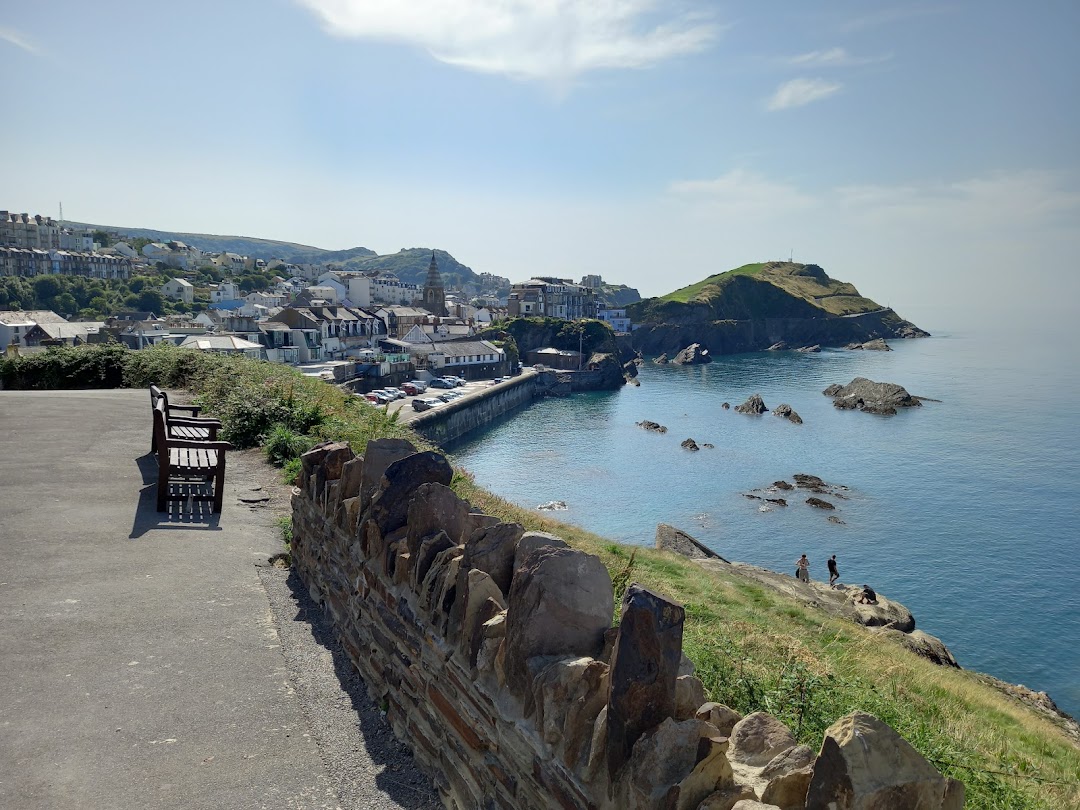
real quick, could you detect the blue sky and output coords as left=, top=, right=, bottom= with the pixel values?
left=2, top=1, right=1078, bottom=324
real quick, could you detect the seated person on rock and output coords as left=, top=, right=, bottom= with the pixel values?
left=855, top=584, right=878, bottom=605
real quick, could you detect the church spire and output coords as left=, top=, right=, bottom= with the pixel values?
left=421, top=249, right=448, bottom=317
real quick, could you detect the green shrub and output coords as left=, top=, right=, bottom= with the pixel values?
left=265, top=425, right=314, bottom=467
left=282, top=457, right=303, bottom=486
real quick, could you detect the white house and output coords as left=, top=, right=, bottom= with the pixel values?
left=112, top=241, right=137, bottom=258
left=179, top=334, right=263, bottom=359
left=597, top=307, right=631, bottom=333
left=0, top=310, right=66, bottom=349
left=161, top=277, right=194, bottom=303
left=210, top=281, right=239, bottom=302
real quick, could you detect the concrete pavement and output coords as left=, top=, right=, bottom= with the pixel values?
left=0, top=390, right=436, bottom=809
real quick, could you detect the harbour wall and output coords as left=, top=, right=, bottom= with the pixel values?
left=409, top=374, right=538, bottom=445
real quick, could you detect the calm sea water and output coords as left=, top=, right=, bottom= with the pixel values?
left=448, top=324, right=1080, bottom=717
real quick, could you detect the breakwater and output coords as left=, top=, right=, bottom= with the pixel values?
left=409, top=373, right=538, bottom=445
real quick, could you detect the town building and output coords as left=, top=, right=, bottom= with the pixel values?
left=0, top=310, right=68, bottom=349
left=0, top=212, right=61, bottom=250
left=0, top=248, right=132, bottom=280
left=506, top=277, right=598, bottom=320
left=161, top=277, right=195, bottom=303
left=419, top=251, right=448, bottom=317
left=597, top=307, right=631, bottom=333
left=380, top=337, right=508, bottom=380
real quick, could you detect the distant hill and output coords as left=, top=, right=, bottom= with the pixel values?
left=597, top=283, right=641, bottom=307
left=627, top=261, right=927, bottom=355
left=68, top=222, right=377, bottom=265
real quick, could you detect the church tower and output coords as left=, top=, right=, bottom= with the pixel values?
left=421, top=250, right=448, bottom=317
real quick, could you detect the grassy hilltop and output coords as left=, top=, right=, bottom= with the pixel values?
left=2, top=344, right=1078, bottom=809
left=627, top=261, right=924, bottom=354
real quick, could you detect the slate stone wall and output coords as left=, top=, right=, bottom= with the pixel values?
left=291, top=438, right=964, bottom=810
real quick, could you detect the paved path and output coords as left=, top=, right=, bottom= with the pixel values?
left=0, top=390, right=437, bottom=810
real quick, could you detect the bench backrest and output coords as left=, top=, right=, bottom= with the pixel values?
left=152, top=398, right=169, bottom=453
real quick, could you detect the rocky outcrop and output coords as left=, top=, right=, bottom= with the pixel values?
left=824, top=377, right=922, bottom=415
left=736, top=394, right=768, bottom=415
left=805, top=497, right=834, bottom=510
left=773, top=404, right=803, bottom=424
left=637, top=420, right=668, bottom=433
left=656, top=523, right=726, bottom=561
left=672, top=343, right=712, bottom=365
left=795, top=344, right=820, bottom=353
left=877, top=628, right=960, bottom=668
left=681, top=438, right=700, bottom=451
left=767, top=342, right=788, bottom=351
left=655, top=353, right=669, bottom=364
left=291, top=442, right=964, bottom=809
left=846, top=337, right=892, bottom=351
left=806, top=712, right=964, bottom=809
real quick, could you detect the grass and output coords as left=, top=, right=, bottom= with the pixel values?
left=654, top=261, right=886, bottom=317
left=5, top=344, right=1078, bottom=808
left=450, top=473, right=1080, bottom=810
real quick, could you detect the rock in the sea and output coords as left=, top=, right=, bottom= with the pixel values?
left=772, top=480, right=793, bottom=491
left=681, top=438, right=700, bottom=451
left=823, top=376, right=922, bottom=415
left=655, top=523, right=724, bottom=561
left=735, top=394, right=768, bottom=415
left=536, top=500, right=568, bottom=511
left=806, top=711, right=964, bottom=809
left=796, top=344, right=821, bottom=353
left=637, top=420, right=668, bottom=433
left=827, top=515, right=846, bottom=524
left=845, top=342, right=864, bottom=350
left=765, top=498, right=787, bottom=506
left=806, top=497, right=835, bottom=510
left=793, top=474, right=826, bottom=491
left=672, top=343, right=712, bottom=365
left=773, top=404, right=803, bottom=424
left=862, top=337, right=892, bottom=351
left=766, top=341, right=788, bottom=351
left=702, top=443, right=715, bottom=449
left=722, top=402, right=731, bottom=410
left=654, top=353, right=669, bottom=364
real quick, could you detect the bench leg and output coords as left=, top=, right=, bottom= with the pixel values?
left=212, top=460, right=226, bottom=513
left=157, top=465, right=169, bottom=512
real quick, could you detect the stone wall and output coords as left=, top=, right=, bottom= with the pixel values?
left=409, top=374, right=537, bottom=445
left=291, top=438, right=964, bottom=810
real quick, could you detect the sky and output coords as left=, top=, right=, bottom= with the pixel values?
left=2, top=0, right=1078, bottom=327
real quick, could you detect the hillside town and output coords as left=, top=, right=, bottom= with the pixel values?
left=0, top=210, right=634, bottom=390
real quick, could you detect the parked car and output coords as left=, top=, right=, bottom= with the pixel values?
left=365, top=392, right=389, bottom=404
left=412, top=397, right=441, bottom=412
left=407, top=380, right=429, bottom=393
left=384, top=388, right=406, bottom=400
left=445, top=376, right=467, bottom=387
left=429, top=378, right=454, bottom=389
left=490, top=377, right=505, bottom=385
left=436, top=392, right=458, bottom=403
left=400, top=383, right=419, bottom=396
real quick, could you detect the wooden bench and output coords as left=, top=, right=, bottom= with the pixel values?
left=152, top=398, right=233, bottom=513
left=149, top=384, right=221, bottom=453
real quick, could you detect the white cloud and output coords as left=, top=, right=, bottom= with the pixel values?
left=0, top=26, right=38, bottom=54
left=668, top=169, right=816, bottom=216
left=294, top=0, right=719, bottom=84
left=766, top=78, right=841, bottom=110
left=788, top=47, right=887, bottom=68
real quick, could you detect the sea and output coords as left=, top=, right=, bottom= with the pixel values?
left=447, top=317, right=1080, bottom=718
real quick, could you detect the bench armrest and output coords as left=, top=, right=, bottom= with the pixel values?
left=167, top=404, right=201, bottom=416
left=170, top=416, right=222, bottom=427
left=165, top=439, right=234, bottom=451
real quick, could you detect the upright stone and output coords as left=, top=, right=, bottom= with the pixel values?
left=805, top=711, right=964, bottom=810
left=606, top=584, right=685, bottom=778
left=464, top=522, right=524, bottom=595
left=406, top=482, right=472, bottom=556
left=365, top=451, right=453, bottom=535
left=359, top=438, right=416, bottom=511
left=513, top=531, right=568, bottom=573
left=503, top=546, right=613, bottom=702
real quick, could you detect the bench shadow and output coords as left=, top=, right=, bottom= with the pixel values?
left=130, top=453, right=223, bottom=538
left=282, top=568, right=440, bottom=808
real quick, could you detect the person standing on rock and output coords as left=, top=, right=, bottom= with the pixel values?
left=828, top=555, right=839, bottom=585
left=795, top=554, right=810, bottom=583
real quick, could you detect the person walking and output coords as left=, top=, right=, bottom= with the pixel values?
left=795, top=554, right=810, bottom=583
left=827, top=555, right=839, bottom=586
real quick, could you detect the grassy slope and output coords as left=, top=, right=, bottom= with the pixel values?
left=452, top=475, right=1080, bottom=810
left=657, top=261, right=884, bottom=317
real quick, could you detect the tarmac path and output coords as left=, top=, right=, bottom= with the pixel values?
left=0, top=389, right=437, bottom=810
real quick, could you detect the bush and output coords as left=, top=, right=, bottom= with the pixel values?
left=264, top=425, right=315, bottom=467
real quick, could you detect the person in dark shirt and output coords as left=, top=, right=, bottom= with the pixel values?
left=827, top=555, right=839, bottom=585
left=856, top=584, right=877, bottom=604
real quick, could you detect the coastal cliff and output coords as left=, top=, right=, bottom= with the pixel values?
left=627, top=261, right=928, bottom=356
